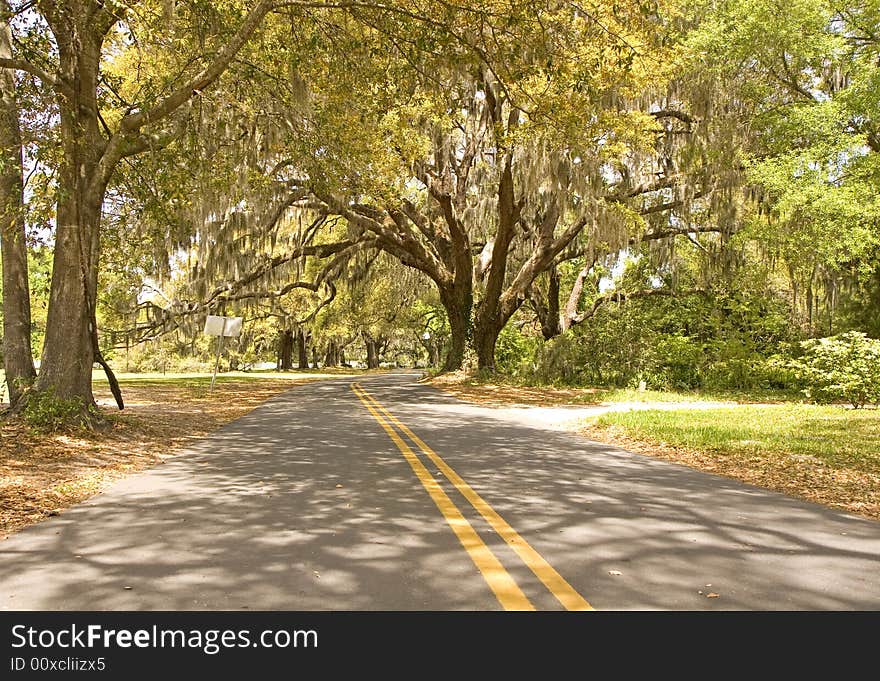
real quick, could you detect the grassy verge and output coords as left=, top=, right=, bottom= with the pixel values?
left=428, top=371, right=790, bottom=407
left=584, top=405, right=880, bottom=519
left=429, top=372, right=879, bottom=520
left=1, top=370, right=365, bottom=537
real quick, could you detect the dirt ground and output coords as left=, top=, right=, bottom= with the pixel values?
left=0, top=379, right=306, bottom=538
left=428, top=373, right=606, bottom=406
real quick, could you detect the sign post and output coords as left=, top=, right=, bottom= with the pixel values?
left=204, top=315, right=243, bottom=391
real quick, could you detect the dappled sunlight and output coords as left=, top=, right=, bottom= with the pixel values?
left=1, top=376, right=334, bottom=537
left=354, top=375, right=880, bottom=609
left=1, top=373, right=879, bottom=611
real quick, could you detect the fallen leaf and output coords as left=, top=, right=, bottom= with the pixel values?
left=123, top=586, right=132, bottom=590
left=706, top=593, right=719, bottom=598
left=336, top=484, right=343, bottom=488
left=608, top=570, right=622, bottom=576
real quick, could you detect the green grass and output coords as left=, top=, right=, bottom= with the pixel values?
left=593, top=404, right=880, bottom=473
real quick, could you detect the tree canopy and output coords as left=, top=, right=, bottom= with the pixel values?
left=1, top=0, right=879, bottom=416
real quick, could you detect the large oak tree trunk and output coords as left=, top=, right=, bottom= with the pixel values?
left=364, top=334, right=380, bottom=369
left=473, top=317, right=503, bottom=371
left=0, top=8, right=34, bottom=405
left=296, top=328, right=309, bottom=369
left=36, top=183, right=101, bottom=405
left=35, top=31, right=105, bottom=408
left=278, top=329, right=293, bottom=370
left=440, top=284, right=473, bottom=372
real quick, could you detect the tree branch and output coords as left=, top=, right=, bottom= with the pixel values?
left=0, top=56, right=71, bottom=96
left=120, top=0, right=275, bottom=133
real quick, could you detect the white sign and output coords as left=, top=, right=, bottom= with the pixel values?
left=204, top=315, right=243, bottom=337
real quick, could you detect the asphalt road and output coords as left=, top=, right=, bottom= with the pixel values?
left=2, top=372, right=879, bottom=610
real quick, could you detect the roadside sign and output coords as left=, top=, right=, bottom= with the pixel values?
left=204, top=315, right=244, bottom=390
left=204, top=315, right=242, bottom=337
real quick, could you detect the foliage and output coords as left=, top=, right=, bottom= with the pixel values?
left=786, top=331, right=880, bottom=408
left=524, top=282, right=801, bottom=390
left=493, top=325, right=540, bottom=376
left=4, top=0, right=880, bottom=401
left=20, top=388, right=92, bottom=431
left=685, top=0, right=880, bottom=335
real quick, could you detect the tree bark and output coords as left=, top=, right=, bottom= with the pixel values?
left=440, top=285, right=473, bottom=371
left=296, top=328, right=308, bottom=369
left=473, top=318, right=503, bottom=371
left=278, top=329, right=293, bottom=370
left=364, top=333, right=380, bottom=369
left=0, top=6, right=34, bottom=405
left=34, top=22, right=105, bottom=407
left=324, top=339, right=338, bottom=367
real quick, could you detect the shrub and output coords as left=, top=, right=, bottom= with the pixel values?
left=21, top=389, right=91, bottom=431
left=646, top=334, right=703, bottom=389
left=494, top=325, right=539, bottom=376
left=787, top=331, right=880, bottom=408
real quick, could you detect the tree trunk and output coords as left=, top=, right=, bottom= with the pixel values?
left=419, top=335, right=440, bottom=367
left=473, top=318, right=503, bottom=371
left=324, top=340, right=338, bottom=367
left=470, top=154, right=518, bottom=371
left=0, top=9, right=34, bottom=405
left=296, top=328, right=308, bottom=369
left=529, top=266, right=562, bottom=341
left=278, top=329, right=293, bottom=370
left=543, top=266, right=561, bottom=339
left=364, top=334, right=380, bottom=369
left=440, top=286, right=473, bottom=371
left=32, top=15, right=110, bottom=410
left=36, top=101, right=104, bottom=405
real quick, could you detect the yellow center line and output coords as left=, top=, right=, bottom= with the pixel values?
left=350, top=382, right=535, bottom=611
left=354, top=382, right=594, bottom=612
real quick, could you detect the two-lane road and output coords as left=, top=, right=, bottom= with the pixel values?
left=2, top=372, right=879, bottom=610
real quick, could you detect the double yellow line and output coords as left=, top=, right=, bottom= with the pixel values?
left=351, top=382, right=592, bottom=612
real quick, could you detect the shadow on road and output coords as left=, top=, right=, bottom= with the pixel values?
left=1, top=374, right=878, bottom=610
